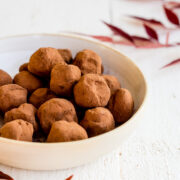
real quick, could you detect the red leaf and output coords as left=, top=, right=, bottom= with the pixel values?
left=129, top=15, right=165, bottom=27
left=65, top=175, right=73, bottom=180
left=0, top=171, right=14, bottom=180
left=89, top=35, right=114, bottom=42
left=132, top=36, right=150, bottom=41
left=163, top=5, right=180, bottom=26
left=143, top=23, right=159, bottom=41
left=102, top=21, right=134, bottom=43
left=132, top=35, right=151, bottom=41
left=162, top=58, right=180, bottom=68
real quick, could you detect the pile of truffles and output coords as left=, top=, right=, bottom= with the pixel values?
left=0, top=48, right=134, bottom=143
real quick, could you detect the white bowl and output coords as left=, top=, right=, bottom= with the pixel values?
left=0, top=34, right=147, bottom=170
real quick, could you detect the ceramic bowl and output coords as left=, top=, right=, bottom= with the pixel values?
left=0, top=34, right=147, bottom=170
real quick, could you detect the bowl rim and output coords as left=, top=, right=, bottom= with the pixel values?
left=0, top=33, right=148, bottom=147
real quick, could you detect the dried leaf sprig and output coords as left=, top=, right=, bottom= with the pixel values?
left=70, top=1, right=180, bottom=68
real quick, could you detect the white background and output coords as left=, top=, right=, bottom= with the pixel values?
left=0, top=0, right=180, bottom=179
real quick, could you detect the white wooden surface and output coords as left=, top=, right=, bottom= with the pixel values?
left=0, top=0, right=180, bottom=179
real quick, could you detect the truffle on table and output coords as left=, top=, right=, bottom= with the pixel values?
left=73, top=49, right=102, bottom=75
left=4, top=103, right=38, bottom=131
left=58, top=49, right=72, bottom=63
left=28, top=47, right=65, bottom=77
left=80, top=107, right=115, bottom=137
left=19, top=63, right=29, bottom=72
left=103, top=75, right=121, bottom=95
left=108, top=88, right=134, bottom=124
left=0, top=84, right=27, bottom=113
left=50, top=64, right=81, bottom=97
left=0, top=69, right=12, bottom=87
left=37, top=98, right=78, bottom=134
left=47, top=120, right=88, bottom=142
left=14, top=71, right=43, bottom=93
left=0, top=119, right=33, bottom=141
left=29, top=88, right=57, bottom=108
left=73, top=74, right=110, bottom=108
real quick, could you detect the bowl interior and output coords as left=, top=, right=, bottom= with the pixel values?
left=0, top=33, right=146, bottom=134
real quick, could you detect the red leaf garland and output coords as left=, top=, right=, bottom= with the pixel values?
left=163, top=5, right=180, bottom=26
left=0, top=171, right=14, bottom=180
left=102, top=21, right=134, bottom=43
left=65, top=175, right=73, bottom=180
left=162, top=58, right=180, bottom=68
left=143, top=23, right=159, bottom=41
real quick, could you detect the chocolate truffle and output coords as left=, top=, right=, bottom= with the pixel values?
left=47, top=120, right=88, bottom=142
left=50, top=64, right=81, bottom=97
left=81, top=107, right=115, bottom=137
left=73, top=74, right=110, bottom=108
left=14, top=71, right=43, bottom=93
left=0, top=119, right=33, bottom=141
left=37, top=98, right=78, bottom=134
left=19, top=63, right=29, bottom=72
left=73, top=49, right=102, bottom=74
left=0, top=84, right=27, bottom=112
left=103, top=75, right=121, bottom=95
left=108, top=88, right=134, bottom=123
left=28, top=47, right=65, bottom=77
left=4, top=103, right=38, bottom=131
left=58, top=49, right=72, bottom=63
left=29, top=88, right=57, bottom=108
left=0, top=69, right=12, bottom=86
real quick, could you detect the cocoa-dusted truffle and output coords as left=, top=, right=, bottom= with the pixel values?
left=0, top=69, right=12, bottom=86
left=47, top=120, right=88, bottom=142
left=50, top=64, right=81, bottom=97
left=14, top=71, right=43, bottom=93
left=4, top=103, right=38, bottom=131
left=103, top=75, right=121, bottom=95
left=19, top=63, right=28, bottom=72
left=0, top=119, right=33, bottom=141
left=108, top=88, right=134, bottom=123
left=74, top=74, right=110, bottom=108
left=29, top=88, right=57, bottom=108
left=58, top=49, right=72, bottom=63
left=37, top=98, right=78, bottom=134
left=73, top=49, right=102, bottom=74
left=28, top=47, right=65, bottom=77
left=0, top=84, right=27, bottom=112
left=81, top=107, right=115, bottom=137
